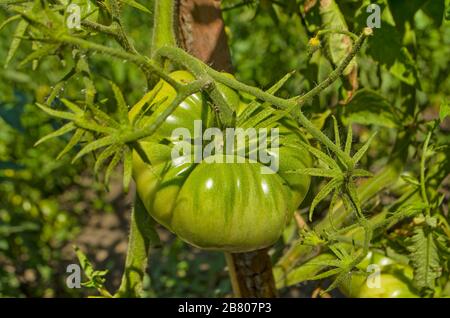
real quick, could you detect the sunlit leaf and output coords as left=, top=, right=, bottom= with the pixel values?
left=309, top=177, right=342, bottom=221
left=57, top=129, right=85, bottom=160
left=343, top=89, right=399, bottom=128
left=34, top=122, right=76, bottom=146
left=94, top=144, right=122, bottom=176
left=5, top=19, right=28, bottom=68
left=123, top=148, right=132, bottom=192
left=104, top=151, right=122, bottom=185
left=72, top=135, right=117, bottom=162
left=352, top=132, right=377, bottom=164
left=120, top=0, right=151, bottom=14
left=408, top=227, right=442, bottom=291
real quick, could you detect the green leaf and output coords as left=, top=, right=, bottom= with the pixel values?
left=422, top=0, right=445, bottom=26
left=116, top=195, right=160, bottom=297
left=237, top=72, right=294, bottom=126
left=111, top=81, right=129, bottom=124
left=120, top=0, right=151, bottom=14
left=297, top=140, right=340, bottom=170
left=309, top=177, right=342, bottom=221
left=85, top=103, right=121, bottom=129
left=237, top=102, right=260, bottom=126
left=388, top=0, right=428, bottom=28
left=352, top=132, right=377, bottom=164
left=407, top=227, right=442, bottom=291
left=310, top=110, right=331, bottom=131
left=61, top=99, right=84, bottom=115
left=123, top=147, right=132, bottom=192
left=389, top=48, right=419, bottom=87
left=241, top=107, right=275, bottom=129
left=57, top=129, right=85, bottom=160
left=0, top=14, right=20, bottom=32
left=439, top=99, right=450, bottom=122
left=344, top=124, right=352, bottom=156
left=82, top=76, right=96, bottom=107
left=267, top=71, right=295, bottom=95
left=94, top=144, right=122, bottom=176
left=34, top=122, right=76, bottom=146
left=105, top=151, right=122, bottom=185
left=345, top=181, right=362, bottom=217
left=343, top=89, right=399, bottom=128
left=285, top=253, right=336, bottom=286
left=310, top=267, right=343, bottom=280
left=332, top=116, right=340, bottom=149
left=18, top=43, right=59, bottom=68
left=36, top=103, right=76, bottom=121
left=401, top=174, right=420, bottom=187
left=129, top=84, right=161, bottom=124
left=254, top=109, right=288, bottom=129
left=74, top=245, right=110, bottom=295
left=319, top=0, right=356, bottom=75
left=286, top=168, right=341, bottom=178
left=72, top=135, right=117, bottom=163
left=5, top=19, right=29, bottom=68
left=366, top=21, right=402, bottom=68
left=352, top=169, right=373, bottom=178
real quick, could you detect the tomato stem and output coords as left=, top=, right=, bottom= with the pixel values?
left=152, top=0, right=177, bottom=58
left=116, top=195, right=160, bottom=297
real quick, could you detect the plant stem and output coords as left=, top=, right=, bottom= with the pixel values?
left=316, top=29, right=358, bottom=41
left=82, top=20, right=137, bottom=54
left=420, top=130, right=431, bottom=215
left=116, top=194, right=160, bottom=297
left=156, top=43, right=368, bottom=166
left=294, top=31, right=367, bottom=105
left=152, top=0, right=177, bottom=57
left=225, top=249, right=278, bottom=298
left=58, top=34, right=180, bottom=89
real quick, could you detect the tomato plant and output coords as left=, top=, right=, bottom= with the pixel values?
left=1, top=0, right=449, bottom=299
left=130, top=71, right=311, bottom=252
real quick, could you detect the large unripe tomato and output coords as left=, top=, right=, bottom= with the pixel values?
left=171, top=155, right=292, bottom=251
left=131, top=71, right=311, bottom=252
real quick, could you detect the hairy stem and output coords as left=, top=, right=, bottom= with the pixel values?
left=294, top=30, right=369, bottom=105
left=156, top=37, right=375, bottom=167
left=82, top=20, right=137, bottom=54
left=152, top=0, right=177, bottom=57
left=420, top=130, right=431, bottom=215
left=116, top=195, right=160, bottom=297
left=58, top=35, right=181, bottom=89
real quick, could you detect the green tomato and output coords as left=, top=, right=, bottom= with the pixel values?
left=132, top=71, right=311, bottom=252
left=340, top=251, right=419, bottom=298
left=171, top=155, right=291, bottom=251
left=358, top=274, right=418, bottom=298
